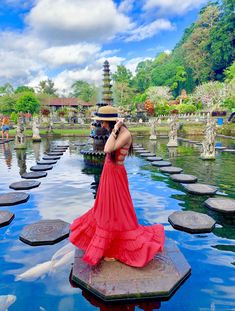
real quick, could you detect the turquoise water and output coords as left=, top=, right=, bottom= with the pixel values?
left=0, top=137, right=234, bottom=311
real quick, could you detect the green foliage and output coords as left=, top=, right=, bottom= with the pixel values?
left=112, top=65, right=132, bottom=85
left=155, top=103, right=170, bottom=116
left=222, top=97, right=235, bottom=110
left=0, top=83, right=14, bottom=95
left=15, top=86, right=35, bottom=94
left=10, top=111, right=18, bottom=124
left=113, top=82, right=134, bottom=106
left=71, top=80, right=98, bottom=103
left=224, top=61, right=235, bottom=82
left=175, top=103, right=197, bottom=114
left=0, top=95, right=17, bottom=113
left=133, top=93, right=147, bottom=104
left=15, top=92, right=40, bottom=113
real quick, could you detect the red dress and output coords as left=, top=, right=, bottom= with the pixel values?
left=69, top=147, right=165, bottom=267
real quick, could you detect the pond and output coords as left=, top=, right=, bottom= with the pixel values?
left=0, top=137, right=234, bottom=311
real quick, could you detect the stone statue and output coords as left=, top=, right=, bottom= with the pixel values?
left=32, top=116, right=41, bottom=142
left=167, top=115, right=178, bottom=147
left=14, top=116, right=26, bottom=149
left=149, top=118, right=158, bottom=140
left=200, top=118, right=216, bottom=160
left=47, top=116, right=53, bottom=136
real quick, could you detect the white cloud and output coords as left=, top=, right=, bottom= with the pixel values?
left=164, top=49, right=171, bottom=55
left=143, top=0, right=207, bottom=16
left=125, top=57, right=153, bottom=75
left=126, top=19, right=174, bottom=41
left=26, top=0, right=132, bottom=44
left=40, top=43, right=101, bottom=67
left=118, top=0, right=134, bottom=13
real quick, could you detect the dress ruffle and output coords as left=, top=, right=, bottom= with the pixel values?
left=69, top=154, right=165, bottom=268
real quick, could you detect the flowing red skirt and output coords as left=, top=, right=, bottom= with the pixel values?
left=69, top=155, right=165, bottom=267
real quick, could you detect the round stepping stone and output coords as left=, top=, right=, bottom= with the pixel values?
left=147, top=156, right=163, bottom=162
left=152, top=161, right=172, bottom=167
left=160, top=166, right=183, bottom=174
left=43, top=155, right=60, bottom=160
left=0, top=192, right=29, bottom=206
left=0, top=210, right=15, bottom=227
left=9, top=180, right=41, bottom=190
left=37, top=160, right=57, bottom=165
left=168, top=211, right=216, bottom=233
left=46, top=152, right=63, bottom=156
left=140, top=153, right=156, bottom=157
left=204, top=198, right=235, bottom=213
left=183, top=183, right=217, bottom=195
left=30, top=165, right=53, bottom=171
left=135, top=150, right=148, bottom=154
left=51, top=148, right=66, bottom=152
left=21, top=171, right=47, bottom=179
left=171, top=174, right=197, bottom=183
left=20, top=219, right=70, bottom=246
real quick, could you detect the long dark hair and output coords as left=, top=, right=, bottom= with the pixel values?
left=107, top=121, right=133, bottom=161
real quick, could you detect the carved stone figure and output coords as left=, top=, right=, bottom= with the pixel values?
left=47, top=117, right=53, bottom=136
left=167, top=115, right=178, bottom=147
left=14, top=116, right=26, bottom=149
left=32, top=116, right=41, bottom=142
left=200, top=118, right=216, bottom=160
left=149, top=118, right=158, bottom=140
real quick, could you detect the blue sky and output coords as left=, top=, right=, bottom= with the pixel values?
left=0, top=0, right=210, bottom=94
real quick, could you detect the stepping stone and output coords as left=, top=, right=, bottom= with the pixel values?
left=204, top=198, right=235, bottom=213
left=0, top=192, right=29, bottom=206
left=30, top=165, right=53, bottom=171
left=74, top=142, right=86, bottom=146
left=46, top=152, right=63, bottom=156
left=182, top=183, right=217, bottom=195
left=9, top=180, right=41, bottom=190
left=51, top=148, right=66, bottom=152
left=57, top=144, right=69, bottom=148
left=20, top=219, right=70, bottom=246
left=140, top=153, right=156, bottom=157
left=43, top=155, right=60, bottom=160
left=171, top=174, right=197, bottom=183
left=222, top=149, right=235, bottom=153
left=168, top=211, right=216, bottom=233
left=215, top=146, right=226, bottom=150
left=37, top=160, right=57, bottom=165
left=71, top=239, right=191, bottom=301
left=147, top=156, right=163, bottom=162
left=160, top=167, right=183, bottom=174
left=152, top=161, right=172, bottom=167
left=21, top=171, right=47, bottom=179
left=135, top=150, right=148, bottom=154
left=0, top=210, right=15, bottom=227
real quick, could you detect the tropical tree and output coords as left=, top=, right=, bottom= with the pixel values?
left=112, top=65, right=132, bottom=85
left=71, top=80, right=98, bottom=103
left=0, top=83, right=14, bottom=95
left=113, top=82, right=134, bottom=106
left=15, top=86, right=35, bottom=94
left=38, top=79, right=57, bottom=95
left=15, top=92, right=40, bottom=113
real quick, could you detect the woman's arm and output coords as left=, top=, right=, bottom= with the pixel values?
left=104, top=129, right=131, bottom=153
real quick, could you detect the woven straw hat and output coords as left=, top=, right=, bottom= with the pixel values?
left=92, top=106, right=119, bottom=121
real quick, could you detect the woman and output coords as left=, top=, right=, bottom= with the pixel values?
left=1, top=115, right=10, bottom=140
left=69, top=106, right=165, bottom=267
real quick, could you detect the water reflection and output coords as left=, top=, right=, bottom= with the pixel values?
left=1, top=142, right=12, bottom=169
left=82, top=166, right=102, bottom=198
left=32, top=142, right=41, bottom=162
left=15, top=148, right=27, bottom=176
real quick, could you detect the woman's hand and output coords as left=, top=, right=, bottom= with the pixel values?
left=114, top=118, right=124, bottom=132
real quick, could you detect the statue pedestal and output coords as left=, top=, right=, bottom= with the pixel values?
left=32, top=136, right=41, bottom=143
left=167, top=140, right=178, bottom=147
left=200, top=153, right=215, bottom=160
left=14, top=144, right=27, bottom=150
left=149, top=135, right=157, bottom=140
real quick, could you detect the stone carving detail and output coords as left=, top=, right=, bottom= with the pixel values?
left=167, top=116, right=178, bottom=147
left=200, top=118, right=216, bottom=160
left=149, top=118, right=158, bottom=140
left=32, top=116, right=41, bottom=142
left=15, top=116, right=26, bottom=149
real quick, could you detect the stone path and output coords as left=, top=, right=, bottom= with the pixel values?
left=140, top=153, right=156, bottom=157
left=160, top=167, right=183, bottom=174
left=152, top=161, right=172, bottom=167
left=0, top=192, right=29, bottom=206
left=0, top=210, right=15, bottom=227
left=170, top=174, right=197, bottom=183
left=20, top=219, right=70, bottom=246
left=30, top=165, right=53, bottom=171
left=168, top=211, right=216, bottom=233
left=37, top=160, right=57, bottom=165
left=204, top=198, right=235, bottom=213
left=42, top=155, right=60, bottom=160
left=182, top=183, right=217, bottom=195
left=9, top=180, right=40, bottom=190
left=147, top=156, right=163, bottom=162
left=21, top=171, right=47, bottom=179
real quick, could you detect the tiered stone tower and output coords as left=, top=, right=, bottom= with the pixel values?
left=102, top=60, right=113, bottom=106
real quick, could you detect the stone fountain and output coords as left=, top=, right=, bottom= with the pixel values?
left=200, top=118, right=216, bottom=160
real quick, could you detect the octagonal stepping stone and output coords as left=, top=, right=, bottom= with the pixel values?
left=30, top=165, right=53, bottom=171
left=223, top=149, right=235, bottom=153
left=51, top=148, right=66, bottom=152
left=37, top=160, right=57, bottom=165
left=140, top=153, right=156, bottom=157
left=0, top=210, right=15, bottom=227
left=168, top=211, right=216, bottom=233
left=147, top=156, right=163, bottom=162
left=57, top=144, right=69, bottom=148
left=74, top=142, right=86, bottom=146
left=71, top=239, right=191, bottom=301
left=9, top=180, right=40, bottom=190
left=215, top=146, right=226, bottom=150
left=21, top=171, right=47, bottom=179
left=20, top=219, right=70, bottom=246
left=43, top=155, right=60, bottom=160
left=204, top=198, right=235, bottom=214
left=135, top=149, right=148, bottom=154
left=160, top=166, right=183, bottom=174
left=152, top=161, right=172, bottom=167
left=182, top=183, right=217, bottom=195
left=0, top=192, right=29, bottom=206
left=46, top=152, right=63, bottom=156
left=171, top=174, right=197, bottom=183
